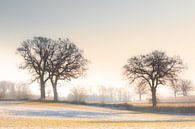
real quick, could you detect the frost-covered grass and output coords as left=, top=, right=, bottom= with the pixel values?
left=1, top=101, right=195, bottom=129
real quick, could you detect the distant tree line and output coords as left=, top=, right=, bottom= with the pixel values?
left=0, top=81, right=31, bottom=100
left=66, top=85, right=131, bottom=104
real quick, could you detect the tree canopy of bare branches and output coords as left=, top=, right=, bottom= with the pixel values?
left=123, top=50, right=184, bottom=107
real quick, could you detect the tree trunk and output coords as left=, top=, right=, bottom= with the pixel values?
left=40, top=78, right=45, bottom=100
left=183, top=90, right=187, bottom=96
left=51, top=78, right=58, bottom=102
left=52, top=84, right=58, bottom=102
left=139, top=93, right=142, bottom=101
left=174, top=91, right=177, bottom=98
left=151, top=88, right=157, bottom=108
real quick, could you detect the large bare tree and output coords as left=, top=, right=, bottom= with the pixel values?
left=17, top=37, right=54, bottom=100
left=123, top=50, right=184, bottom=107
left=47, top=39, right=88, bottom=102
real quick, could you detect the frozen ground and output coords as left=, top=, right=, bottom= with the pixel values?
left=0, top=101, right=195, bottom=129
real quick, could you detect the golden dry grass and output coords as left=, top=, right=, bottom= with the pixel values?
left=127, top=102, right=195, bottom=108
left=1, top=117, right=195, bottom=129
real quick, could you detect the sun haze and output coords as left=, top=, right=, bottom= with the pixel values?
left=0, top=0, right=195, bottom=91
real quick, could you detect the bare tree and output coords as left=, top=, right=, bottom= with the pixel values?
left=98, top=85, right=108, bottom=103
left=0, top=81, right=15, bottom=99
left=123, top=50, right=184, bottom=107
left=67, top=86, right=87, bottom=103
left=17, top=37, right=55, bottom=100
left=0, top=82, right=8, bottom=99
left=179, top=79, right=193, bottom=96
left=107, top=87, right=114, bottom=102
left=115, top=87, right=131, bottom=102
left=47, top=39, right=88, bottom=102
left=15, top=82, right=31, bottom=100
left=136, top=80, right=148, bottom=101
left=170, top=78, right=180, bottom=98
left=170, top=78, right=193, bottom=97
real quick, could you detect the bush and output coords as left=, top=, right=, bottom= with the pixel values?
left=66, top=86, right=87, bottom=104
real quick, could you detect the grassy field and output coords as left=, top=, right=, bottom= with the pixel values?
left=90, top=102, right=195, bottom=114
left=1, top=117, right=195, bottom=129
left=1, top=101, right=195, bottom=129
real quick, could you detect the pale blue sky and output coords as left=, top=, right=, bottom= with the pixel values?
left=0, top=0, right=195, bottom=94
left=1, top=0, right=194, bottom=37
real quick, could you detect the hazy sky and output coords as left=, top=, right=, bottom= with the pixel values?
left=0, top=0, right=195, bottom=92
